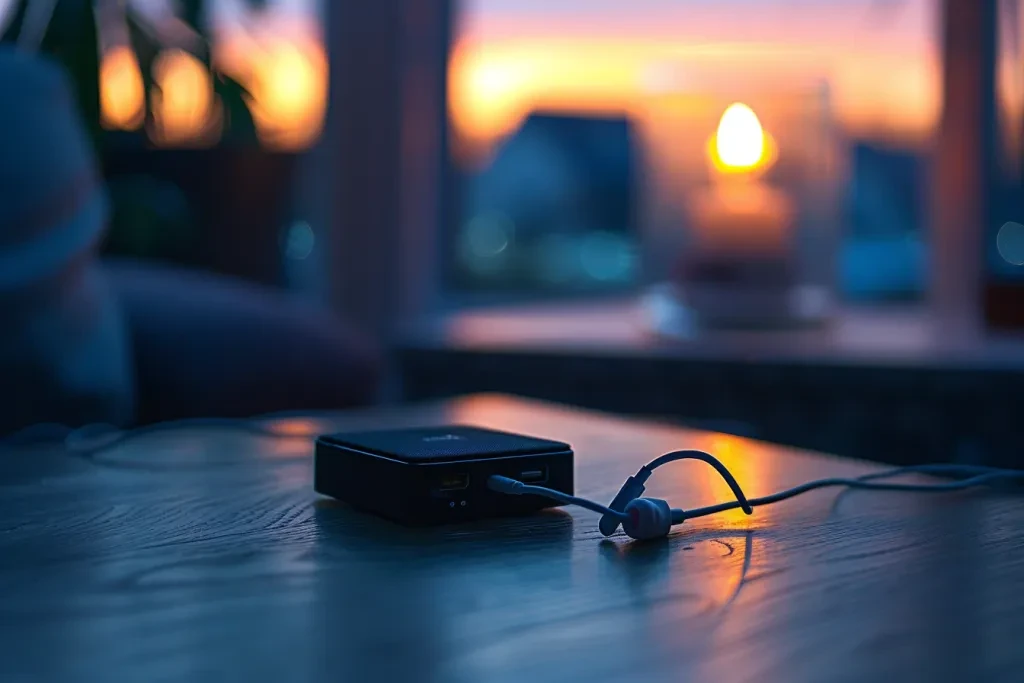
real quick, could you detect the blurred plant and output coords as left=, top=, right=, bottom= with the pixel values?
left=0, top=0, right=263, bottom=148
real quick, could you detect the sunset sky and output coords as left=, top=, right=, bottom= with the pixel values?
left=0, top=0, right=942, bottom=149
left=452, top=0, right=941, bottom=146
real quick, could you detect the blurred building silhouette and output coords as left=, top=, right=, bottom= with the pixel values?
left=841, top=142, right=928, bottom=301
left=453, top=112, right=640, bottom=294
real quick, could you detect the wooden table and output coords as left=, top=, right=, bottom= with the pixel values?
left=2, top=394, right=1023, bottom=682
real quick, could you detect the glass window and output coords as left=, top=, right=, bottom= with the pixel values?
left=96, top=0, right=327, bottom=150
left=86, top=0, right=329, bottom=285
left=991, top=0, right=1024, bottom=275
left=447, top=0, right=941, bottom=303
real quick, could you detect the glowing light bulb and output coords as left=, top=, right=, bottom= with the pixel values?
left=100, top=46, right=145, bottom=130
left=248, top=41, right=327, bottom=149
left=713, top=103, right=767, bottom=172
left=262, top=46, right=317, bottom=118
left=150, top=49, right=215, bottom=146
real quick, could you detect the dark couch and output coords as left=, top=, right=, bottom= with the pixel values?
left=108, top=259, right=382, bottom=425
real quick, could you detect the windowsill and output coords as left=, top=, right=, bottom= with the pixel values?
left=398, top=297, right=1024, bottom=466
left=402, top=297, right=1024, bottom=371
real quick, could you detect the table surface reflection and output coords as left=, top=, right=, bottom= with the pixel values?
left=2, top=394, right=1022, bottom=682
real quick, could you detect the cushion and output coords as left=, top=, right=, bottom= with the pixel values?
left=107, top=259, right=382, bottom=423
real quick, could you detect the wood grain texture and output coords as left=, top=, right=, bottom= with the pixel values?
left=2, top=394, right=1023, bottom=683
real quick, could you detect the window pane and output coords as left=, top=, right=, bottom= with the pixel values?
left=991, top=0, right=1024, bottom=275
left=89, top=0, right=328, bottom=286
left=448, top=0, right=941, bottom=302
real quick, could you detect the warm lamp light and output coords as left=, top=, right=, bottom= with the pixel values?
left=100, top=46, right=145, bottom=130
left=247, top=41, right=327, bottom=149
left=716, top=103, right=764, bottom=168
left=688, top=101, right=793, bottom=259
left=261, top=46, right=317, bottom=116
left=708, top=102, right=775, bottom=175
left=150, top=49, right=216, bottom=146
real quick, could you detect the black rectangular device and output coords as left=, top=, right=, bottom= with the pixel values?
left=314, top=425, right=574, bottom=526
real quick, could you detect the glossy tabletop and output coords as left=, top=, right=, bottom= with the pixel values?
left=2, top=394, right=1022, bottom=682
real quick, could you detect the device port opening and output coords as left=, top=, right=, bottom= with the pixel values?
left=437, top=473, right=470, bottom=491
left=518, top=467, right=548, bottom=484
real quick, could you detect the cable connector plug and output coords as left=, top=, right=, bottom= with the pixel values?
left=487, top=475, right=525, bottom=495
left=621, top=498, right=672, bottom=540
left=599, top=473, right=647, bottom=536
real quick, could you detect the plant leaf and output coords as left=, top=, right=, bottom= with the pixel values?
left=41, top=0, right=102, bottom=148
left=125, top=6, right=163, bottom=132
left=215, top=72, right=259, bottom=146
left=179, top=0, right=204, bottom=36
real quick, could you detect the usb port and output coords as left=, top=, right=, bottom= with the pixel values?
left=437, top=473, right=470, bottom=491
left=519, top=467, right=548, bottom=484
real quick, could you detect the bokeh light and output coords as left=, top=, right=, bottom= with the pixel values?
left=996, top=221, right=1024, bottom=266
left=284, top=221, right=316, bottom=261
left=245, top=38, right=328, bottom=150
left=706, top=102, right=780, bottom=176
left=150, top=49, right=218, bottom=147
left=579, top=231, right=636, bottom=283
left=714, top=103, right=766, bottom=170
left=100, top=45, right=145, bottom=131
left=459, top=211, right=515, bottom=273
left=449, top=44, right=533, bottom=150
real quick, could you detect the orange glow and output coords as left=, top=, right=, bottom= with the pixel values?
left=213, top=30, right=328, bottom=150
left=100, top=46, right=145, bottom=131
left=715, top=104, right=765, bottom=169
left=449, top=40, right=641, bottom=155
left=150, top=49, right=219, bottom=147
left=266, top=418, right=321, bottom=438
left=246, top=39, right=328, bottom=150
left=448, top=36, right=941, bottom=155
left=449, top=44, right=531, bottom=145
left=98, top=25, right=327, bottom=148
left=708, top=103, right=778, bottom=175
left=652, top=431, right=770, bottom=525
left=699, top=434, right=766, bottom=524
